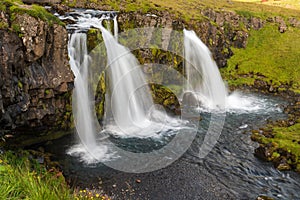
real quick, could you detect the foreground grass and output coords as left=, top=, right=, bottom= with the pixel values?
left=0, top=151, right=110, bottom=199
left=0, top=151, right=72, bottom=199
left=221, top=24, right=300, bottom=93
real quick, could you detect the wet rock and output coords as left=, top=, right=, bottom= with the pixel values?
left=254, top=144, right=273, bottom=160
left=182, top=92, right=199, bottom=107
left=274, top=157, right=291, bottom=171
left=136, top=179, right=141, bottom=183
left=256, top=195, right=274, bottom=200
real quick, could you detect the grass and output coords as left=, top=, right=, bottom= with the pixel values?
left=0, top=151, right=111, bottom=199
left=63, top=0, right=300, bottom=20
left=0, top=151, right=72, bottom=199
left=252, top=123, right=300, bottom=171
left=221, top=24, right=300, bottom=92
left=235, top=0, right=300, bottom=11
left=0, top=0, right=63, bottom=25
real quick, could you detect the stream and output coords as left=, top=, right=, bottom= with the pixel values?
left=40, top=92, right=300, bottom=200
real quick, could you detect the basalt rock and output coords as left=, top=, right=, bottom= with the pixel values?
left=0, top=12, right=73, bottom=134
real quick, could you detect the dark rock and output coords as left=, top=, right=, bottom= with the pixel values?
left=289, top=17, right=300, bottom=28
left=256, top=195, right=274, bottom=200
left=0, top=12, right=73, bottom=132
left=22, top=0, right=62, bottom=5
left=274, top=157, right=292, bottom=171
left=254, top=144, right=273, bottom=160
left=274, top=16, right=287, bottom=33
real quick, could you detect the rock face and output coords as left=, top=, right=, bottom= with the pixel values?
left=0, top=12, right=73, bottom=133
left=117, top=9, right=265, bottom=68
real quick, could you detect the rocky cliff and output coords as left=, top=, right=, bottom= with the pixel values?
left=117, top=9, right=266, bottom=68
left=0, top=7, right=73, bottom=136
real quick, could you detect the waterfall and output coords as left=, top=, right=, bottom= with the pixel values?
left=68, top=32, right=111, bottom=162
left=68, top=33, right=97, bottom=148
left=113, top=15, right=118, bottom=41
left=99, top=24, right=174, bottom=137
left=183, top=29, right=227, bottom=109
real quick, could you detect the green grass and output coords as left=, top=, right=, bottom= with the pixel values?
left=253, top=123, right=300, bottom=171
left=221, top=24, right=300, bottom=92
left=64, top=0, right=300, bottom=21
left=0, top=0, right=63, bottom=25
left=235, top=0, right=300, bottom=11
left=145, top=0, right=300, bottom=20
left=0, top=151, right=111, bottom=199
left=0, top=151, right=73, bottom=199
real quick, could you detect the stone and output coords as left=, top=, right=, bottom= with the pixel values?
left=274, top=157, right=292, bottom=171
left=0, top=11, right=73, bottom=132
left=182, top=92, right=199, bottom=107
left=136, top=179, right=141, bottom=183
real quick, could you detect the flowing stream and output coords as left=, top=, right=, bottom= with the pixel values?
left=48, top=9, right=300, bottom=199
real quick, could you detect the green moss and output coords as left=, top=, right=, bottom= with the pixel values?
left=271, top=123, right=300, bottom=158
left=0, top=21, right=9, bottom=29
left=222, top=24, right=300, bottom=93
left=10, top=4, right=63, bottom=25
left=17, top=81, right=23, bottom=89
left=254, top=123, right=300, bottom=170
left=44, top=89, right=50, bottom=95
left=0, top=0, right=63, bottom=26
left=95, top=72, right=106, bottom=121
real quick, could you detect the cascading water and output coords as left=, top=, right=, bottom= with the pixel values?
left=183, top=29, right=278, bottom=113
left=65, top=10, right=184, bottom=163
left=68, top=33, right=97, bottom=149
left=64, top=11, right=116, bottom=162
left=99, top=26, right=156, bottom=136
left=97, top=23, right=183, bottom=137
left=45, top=9, right=300, bottom=200
left=183, top=29, right=228, bottom=109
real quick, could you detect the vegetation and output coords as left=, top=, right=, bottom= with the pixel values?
left=0, top=151, right=72, bottom=199
left=221, top=24, right=300, bottom=93
left=252, top=122, right=300, bottom=171
left=0, top=150, right=111, bottom=199
left=0, top=0, right=63, bottom=25
left=235, top=0, right=300, bottom=11
left=62, top=0, right=300, bottom=21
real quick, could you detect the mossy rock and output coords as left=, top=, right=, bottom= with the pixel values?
left=150, top=83, right=180, bottom=114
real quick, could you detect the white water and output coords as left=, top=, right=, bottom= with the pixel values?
left=68, top=32, right=111, bottom=163
left=98, top=24, right=183, bottom=137
left=66, top=11, right=185, bottom=163
left=68, top=33, right=96, bottom=147
left=183, top=30, right=281, bottom=113
left=183, top=29, right=228, bottom=110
